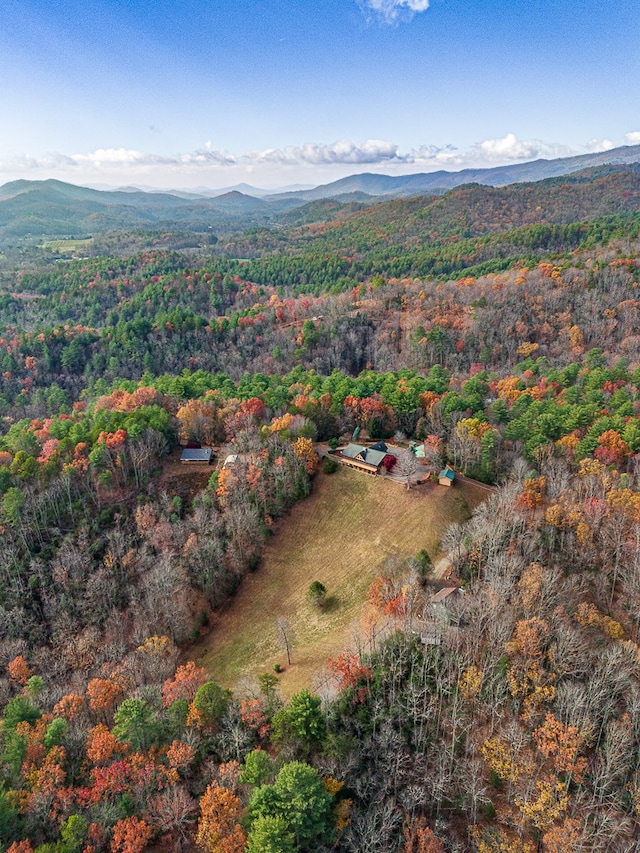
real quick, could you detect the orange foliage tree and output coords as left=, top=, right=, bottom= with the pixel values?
left=327, top=653, right=372, bottom=702
left=195, top=784, right=246, bottom=853
left=110, top=816, right=153, bottom=853
left=86, top=724, right=128, bottom=765
left=505, top=618, right=556, bottom=720
left=7, top=654, right=32, bottom=685
left=86, top=678, right=124, bottom=719
left=162, top=661, right=209, bottom=708
left=403, top=817, right=444, bottom=853
left=533, top=713, right=587, bottom=784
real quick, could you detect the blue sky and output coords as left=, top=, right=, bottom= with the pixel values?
left=1, top=0, right=639, bottom=190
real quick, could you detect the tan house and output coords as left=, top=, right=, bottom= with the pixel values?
left=337, top=441, right=392, bottom=475
left=438, top=467, right=455, bottom=486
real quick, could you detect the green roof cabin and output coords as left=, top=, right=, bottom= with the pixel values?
left=438, top=467, right=455, bottom=486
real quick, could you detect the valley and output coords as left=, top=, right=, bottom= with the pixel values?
left=1, top=161, right=640, bottom=851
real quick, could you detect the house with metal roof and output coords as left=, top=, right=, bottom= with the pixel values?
left=337, top=441, right=393, bottom=474
left=438, top=466, right=456, bottom=486
left=430, top=587, right=460, bottom=604
left=180, top=448, right=213, bottom=464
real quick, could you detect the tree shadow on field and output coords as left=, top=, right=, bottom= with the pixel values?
left=319, top=595, right=340, bottom=614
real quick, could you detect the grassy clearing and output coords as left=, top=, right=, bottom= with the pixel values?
left=190, top=467, right=488, bottom=697
left=41, top=238, right=93, bottom=252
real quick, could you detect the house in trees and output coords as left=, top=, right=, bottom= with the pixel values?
left=430, top=587, right=461, bottom=605
left=180, top=448, right=213, bottom=465
left=438, top=466, right=456, bottom=486
left=337, top=441, right=395, bottom=475
left=429, top=586, right=464, bottom=625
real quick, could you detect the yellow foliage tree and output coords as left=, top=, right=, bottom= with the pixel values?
left=469, top=826, right=535, bottom=853
left=292, top=437, right=318, bottom=474
left=516, top=779, right=569, bottom=832
left=505, top=618, right=556, bottom=720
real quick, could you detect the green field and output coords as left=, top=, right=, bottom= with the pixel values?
left=41, top=238, right=93, bottom=252
left=190, top=466, right=488, bottom=696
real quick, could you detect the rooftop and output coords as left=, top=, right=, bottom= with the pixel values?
left=180, top=448, right=212, bottom=463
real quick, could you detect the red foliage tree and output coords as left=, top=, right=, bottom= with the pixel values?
left=161, top=661, right=208, bottom=708
left=327, top=652, right=372, bottom=702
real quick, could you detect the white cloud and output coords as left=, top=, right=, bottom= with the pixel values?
left=404, top=135, right=575, bottom=169
left=0, top=145, right=238, bottom=175
left=585, top=138, right=616, bottom=153
left=0, top=132, right=631, bottom=189
left=473, top=133, right=544, bottom=162
left=625, top=131, right=640, bottom=145
left=180, top=142, right=237, bottom=166
left=251, top=139, right=404, bottom=166
left=361, top=0, right=429, bottom=24
left=0, top=140, right=408, bottom=177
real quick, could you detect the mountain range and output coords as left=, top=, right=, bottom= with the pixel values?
left=269, top=143, right=640, bottom=201
left=1, top=143, right=640, bottom=245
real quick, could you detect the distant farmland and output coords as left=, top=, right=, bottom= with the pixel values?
left=41, top=238, right=93, bottom=253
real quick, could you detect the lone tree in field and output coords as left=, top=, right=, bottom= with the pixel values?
left=409, top=548, right=433, bottom=585
left=395, top=449, right=420, bottom=490
left=276, top=616, right=296, bottom=666
left=307, top=580, right=327, bottom=609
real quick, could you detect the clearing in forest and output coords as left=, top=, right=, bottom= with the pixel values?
left=190, top=466, right=488, bottom=697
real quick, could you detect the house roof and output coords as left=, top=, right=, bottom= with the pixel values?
left=341, top=443, right=387, bottom=468
left=180, top=448, right=212, bottom=462
left=341, top=442, right=366, bottom=460
left=369, top=440, right=388, bottom=453
left=362, top=448, right=388, bottom=467
left=431, top=587, right=460, bottom=603
left=439, top=467, right=455, bottom=480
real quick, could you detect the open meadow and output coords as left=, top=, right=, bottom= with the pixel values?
left=190, top=466, right=489, bottom=696
left=41, top=238, right=94, bottom=252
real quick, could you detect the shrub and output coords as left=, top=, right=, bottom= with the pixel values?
left=307, top=580, right=327, bottom=608
left=322, top=456, right=339, bottom=474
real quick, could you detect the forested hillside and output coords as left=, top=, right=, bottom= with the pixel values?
left=1, top=169, right=640, bottom=851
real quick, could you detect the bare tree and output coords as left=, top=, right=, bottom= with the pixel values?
left=395, top=449, right=419, bottom=490
left=276, top=616, right=296, bottom=666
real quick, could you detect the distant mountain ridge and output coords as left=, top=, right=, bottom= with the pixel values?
left=269, top=144, right=640, bottom=201
left=2, top=144, right=640, bottom=243
left=0, top=179, right=290, bottom=241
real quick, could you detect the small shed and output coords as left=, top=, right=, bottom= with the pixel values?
left=222, top=454, right=238, bottom=469
left=410, top=440, right=427, bottom=459
left=438, top=466, right=455, bottom=486
left=180, top=448, right=212, bottom=465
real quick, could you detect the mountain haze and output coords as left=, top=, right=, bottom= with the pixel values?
left=273, top=143, right=640, bottom=201
left=2, top=145, right=640, bottom=245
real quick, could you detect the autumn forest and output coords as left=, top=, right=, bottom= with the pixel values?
left=2, top=166, right=640, bottom=852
